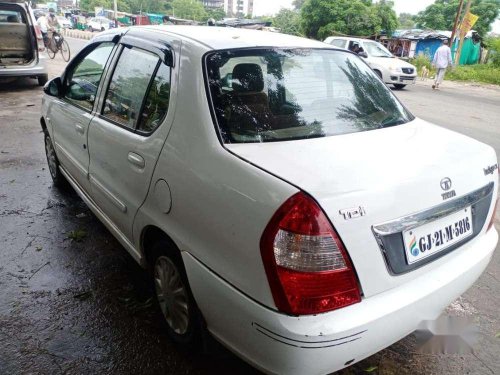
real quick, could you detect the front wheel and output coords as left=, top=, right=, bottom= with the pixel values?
left=393, top=84, right=406, bottom=90
left=60, top=39, right=70, bottom=62
left=151, top=240, right=204, bottom=349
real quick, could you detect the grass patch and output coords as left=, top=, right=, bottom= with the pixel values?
left=445, top=64, right=500, bottom=85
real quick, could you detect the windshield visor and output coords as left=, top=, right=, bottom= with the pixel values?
left=205, top=48, right=413, bottom=143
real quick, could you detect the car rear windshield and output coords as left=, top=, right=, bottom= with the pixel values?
left=205, top=48, right=414, bottom=143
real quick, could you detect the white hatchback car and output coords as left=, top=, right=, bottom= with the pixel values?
left=324, top=36, right=418, bottom=89
left=41, top=26, right=498, bottom=375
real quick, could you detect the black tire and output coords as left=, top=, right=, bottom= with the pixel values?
left=374, top=69, right=382, bottom=79
left=44, top=132, right=69, bottom=189
left=393, top=84, right=406, bottom=90
left=47, top=44, right=56, bottom=59
left=150, top=239, right=204, bottom=350
left=100, top=27, right=105, bottom=32
left=38, top=74, right=48, bottom=86
left=60, top=39, right=70, bottom=62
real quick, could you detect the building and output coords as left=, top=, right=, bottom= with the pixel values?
left=224, top=0, right=253, bottom=17
left=201, top=0, right=224, bottom=10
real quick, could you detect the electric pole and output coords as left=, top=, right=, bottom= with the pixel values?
left=450, top=0, right=464, bottom=55
left=455, top=0, right=472, bottom=65
left=114, top=0, right=117, bottom=27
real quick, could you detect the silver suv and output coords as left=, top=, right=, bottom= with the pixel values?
left=0, top=0, right=48, bottom=86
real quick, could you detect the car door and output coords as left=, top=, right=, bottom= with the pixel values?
left=87, top=34, right=177, bottom=241
left=49, top=41, right=116, bottom=192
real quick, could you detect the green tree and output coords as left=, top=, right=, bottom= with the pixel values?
left=292, top=0, right=306, bottom=10
left=204, top=7, right=226, bottom=22
left=415, top=0, right=500, bottom=37
left=374, top=0, right=398, bottom=36
left=398, top=12, right=416, bottom=29
left=301, top=0, right=396, bottom=40
left=273, top=8, right=302, bottom=36
left=170, top=0, right=206, bottom=20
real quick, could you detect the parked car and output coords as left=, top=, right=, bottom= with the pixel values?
left=87, top=16, right=112, bottom=32
left=324, top=36, right=418, bottom=89
left=57, top=15, right=72, bottom=29
left=41, top=26, right=498, bottom=375
left=0, top=0, right=48, bottom=86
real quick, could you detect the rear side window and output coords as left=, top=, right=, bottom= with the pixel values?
left=0, top=10, right=25, bottom=23
left=138, top=63, right=171, bottom=133
left=102, top=47, right=159, bottom=129
left=65, top=42, right=115, bottom=111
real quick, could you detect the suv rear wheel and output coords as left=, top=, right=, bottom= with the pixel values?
left=151, top=239, right=204, bottom=349
left=38, top=74, right=48, bottom=86
left=393, top=84, right=406, bottom=89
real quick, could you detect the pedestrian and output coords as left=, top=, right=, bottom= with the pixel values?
left=432, top=39, right=452, bottom=89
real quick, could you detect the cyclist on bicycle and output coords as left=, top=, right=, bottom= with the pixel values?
left=37, top=9, right=59, bottom=48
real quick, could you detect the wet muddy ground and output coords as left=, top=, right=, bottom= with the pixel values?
left=1, top=41, right=499, bottom=375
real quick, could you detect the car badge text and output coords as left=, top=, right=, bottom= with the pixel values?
left=339, top=207, right=366, bottom=220
left=484, top=164, right=498, bottom=176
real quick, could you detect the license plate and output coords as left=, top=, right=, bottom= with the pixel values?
left=403, top=207, right=473, bottom=264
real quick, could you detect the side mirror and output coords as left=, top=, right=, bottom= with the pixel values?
left=43, top=77, right=62, bottom=97
left=358, top=51, right=368, bottom=58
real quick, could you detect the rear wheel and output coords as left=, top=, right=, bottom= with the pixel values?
left=374, top=69, right=382, bottom=79
left=44, top=132, right=69, bottom=189
left=393, top=84, right=406, bottom=89
left=101, top=27, right=105, bottom=32
left=38, top=74, right=48, bottom=86
left=151, top=239, right=204, bottom=349
left=60, top=40, right=70, bottom=62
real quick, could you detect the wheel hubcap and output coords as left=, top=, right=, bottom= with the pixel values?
left=154, top=256, right=189, bottom=335
left=45, top=137, right=58, bottom=178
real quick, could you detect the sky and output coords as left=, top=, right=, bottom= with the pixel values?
left=252, top=0, right=500, bottom=33
left=253, top=0, right=436, bottom=17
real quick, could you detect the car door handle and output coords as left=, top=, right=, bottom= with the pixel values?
left=127, top=152, right=145, bottom=169
left=75, top=123, right=85, bottom=134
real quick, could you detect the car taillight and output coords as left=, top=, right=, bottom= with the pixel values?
left=34, top=25, right=45, bottom=52
left=487, top=199, right=498, bottom=231
left=260, top=192, right=361, bottom=315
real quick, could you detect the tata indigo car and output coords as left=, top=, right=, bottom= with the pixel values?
left=40, top=26, right=498, bottom=375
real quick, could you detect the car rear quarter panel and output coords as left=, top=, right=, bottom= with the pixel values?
left=133, top=40, right=297, bottom=308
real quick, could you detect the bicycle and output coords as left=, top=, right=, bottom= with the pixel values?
left=46, top=30, right=71, bottom=62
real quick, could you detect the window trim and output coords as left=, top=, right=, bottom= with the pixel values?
left=98, top=43, right=172, bottom=137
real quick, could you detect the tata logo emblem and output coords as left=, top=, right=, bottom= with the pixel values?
left=440, top=177, right=456, bottom=200
left=440, top=177, right=452, bottom=191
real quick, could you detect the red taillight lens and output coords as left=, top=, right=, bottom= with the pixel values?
left=260, top=192, right=361, bottom=315
left=34, top=25, right=45, bottom=52
left=487, top=199, right=498, bottom=231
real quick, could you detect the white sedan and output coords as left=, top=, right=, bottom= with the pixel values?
left=87, top=16, right=112, bottom=32
left=40, top=26, right=498, bottom=374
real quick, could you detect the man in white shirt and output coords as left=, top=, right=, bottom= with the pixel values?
left=432, top=39, right=453, bottom=89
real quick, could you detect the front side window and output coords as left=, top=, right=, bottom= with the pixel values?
left=64, top=42, right=114, bottom=111
left=205, top=48, right=414, bottom=143
left=102, top=47, right=159, bottom=129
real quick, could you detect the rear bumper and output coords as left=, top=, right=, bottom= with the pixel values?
left=183, top=228, right=497, bottom=375
left=0, top=54, right=48, bottom=78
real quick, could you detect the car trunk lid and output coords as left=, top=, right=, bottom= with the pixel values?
left=226, top=119, right=497, bottom=297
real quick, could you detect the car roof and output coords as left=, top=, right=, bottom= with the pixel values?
left=128, top=26, right=332, bottom=51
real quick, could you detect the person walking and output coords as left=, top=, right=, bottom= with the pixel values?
left=432, top=39, right=453, bottom=89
